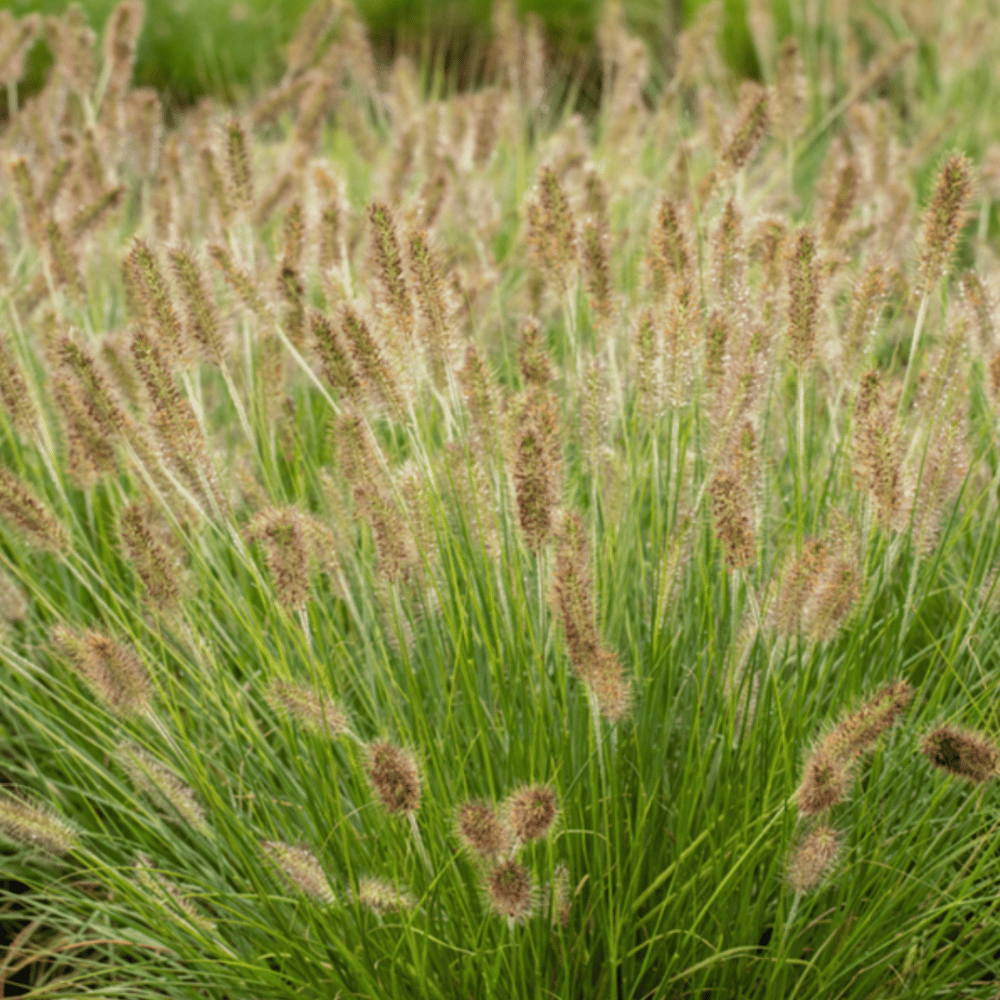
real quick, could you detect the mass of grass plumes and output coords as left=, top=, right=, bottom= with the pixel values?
left=2, top=2, right=1000, bottom=998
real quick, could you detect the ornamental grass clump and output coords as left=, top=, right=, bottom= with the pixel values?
left=2, top=0, right=1000, bottom=995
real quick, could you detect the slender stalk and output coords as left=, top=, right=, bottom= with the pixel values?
left=897, top=291, right=930, bottom=421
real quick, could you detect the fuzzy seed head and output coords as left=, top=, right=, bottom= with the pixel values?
left=355, top=877, right=414, bottom=914
left=0, top=791, right=77, bottom=855
left=922, top=727, right=999, bottom=784
left=266, top=678, right=350, bottom=737
left=592, top=646, right=632, bottom=724
left=552, top=510, right=600, bottom=683
left=822, top=159, right=858, bottom=245
left=843, top=264, right=885, bottom=365
left=824, top=680, right=913, bottom=763
left=366, top=740, right=421, bottom=814
left=512, top=391, right=561, bottom=553
left=0, top=468, right=67, bottom=552
left=919, top=154, right=971, bottom=292
left=369, top=201, right=413, bottom=338
left=456, top=800, right=509, bottom=860
left=518, top=318, right=551, bottom=387
left=226, top=118, right=253, bottom=208
left=722, top=82, right=769, bottom=172
left=52, top=626, right=150, bottom=715
left=797, top=748, right=851, bottom=815
left=853, top=370, right=903, bottom=530
left=129, top=239, right=185, bottom=363
left=311, top=309, right=359, bottom=397
left=582, top=222, right=612, bottom=322
left=262, top=841, right=336, bottom=904
left=786, top=825, right=840, bottom=894
left=786, top=227, right=820, bottom=367
left=118, top=502, right=181, bottom=611
left=118, top=742, right=208, bottom=829
left=709, top=470, right=754, bottom=571
left=54, top=376, right=118, bottom=488
left=244, top=506, right=333, bottom=610
left=486, top=859, right=536, bottom=924
left=505, top=784, right=558, bottom=843
left=170, top=248, right=223, bottom=364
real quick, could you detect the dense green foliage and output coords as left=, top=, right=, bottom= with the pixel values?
left=1, top=1, right=1000, bottom=998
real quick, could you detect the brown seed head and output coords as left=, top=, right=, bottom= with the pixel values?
left=118, top=502, right=181, bottom=611
left=843, top=264, right=885, bottom=365
left=712, top=199, right=744, bottom=313
left=919, top=154, right=972, bottom=292
left=592, top=646, right=632, bottom=724
left=53, top=626, right=150, bottom=716
left=486, top=858, right=536, bottom=923
left=505, top=784, right=558, bottom=843
left=54, top=376, right=118, bottom=488
left=207, top=243, right=264, bottom=315
left=709, top=470, right=754, bottom=571
left=311, top=309, right=360, bottom=397
left=170, top=248, right=224, bottom=365
left=518, top=318, right=551, bottom=387
left=804, top=560, right=860, bottom=644
left=511, top=390, right=561, bottom=553
left=771, top=538, right=827, bottom=637
left=262, top=841, right=336, bottom=904
left=822, top=158, right=858, bottom=245
left=456, top=800, right=509, bottom=860
left=582, top=222, right=612, bottom=322
left=786, top=227, right=820, bottom=367
left=0, top=468, right=67, bottom=553
left=69, top=185, right=125, bottom=241
left=824, top=680, right=913, bottom=763
left=529, top=166, right=576, bottom=283
left=961, top=271, right=995, bottom=353
left=0, top=13, right=41, bottom=88
left=852, top=370, right=902, bottom=531
left=244, top=506, right=330, bottom=611
left=366, top=740, right=421, bottom=814
left=922, top=726, right=999, bottom=784
left=458, top=344, right=498, bottom=457
left=552, top=510, right=600, bottom=683
left=796, top=747, right=852, bottom=815
left=722, top=82, right=769, bottom=172
left=226, top=118, right=253, bottom=209
left=341, top=305, right=403, bottom=417
left=369, top=201, right=413, bottom=339
left=786, top=824, right=840, bottom=894
left=129, top=239, right=185, bottom=363
left=407, top=228, right=452, bottom=388
left=46, top=220, right=86, bottom=300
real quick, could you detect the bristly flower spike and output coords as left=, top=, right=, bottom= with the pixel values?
left=919, top=153, right=971, bottom=294
left=485, top=858, right=538, bottom=926
left=503, top=784, right=559, bottom=844
left=365, top=740, right=421, bottom=815
left=921, top=726, right=999, bottom=784
left=786, top=227, right=820, bottom=367
left=0, top=791, right=77, bottom=855
left=261, top=841, right=337, bottom=904
left=786, top=824, right=840, bottom=894
left=455, top=800, right=510, bottom=861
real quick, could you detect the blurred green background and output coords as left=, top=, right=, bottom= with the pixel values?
left=0, top=0, right=763, bottom=110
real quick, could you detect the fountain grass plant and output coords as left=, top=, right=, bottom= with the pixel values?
left=2, top=1, right=1000, bottom=998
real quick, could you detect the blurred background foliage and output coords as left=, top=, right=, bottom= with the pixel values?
left=0, top=0, right=762, bottom=112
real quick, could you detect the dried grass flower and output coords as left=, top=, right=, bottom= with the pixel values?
left=365, top=740, right=421, bottom=815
